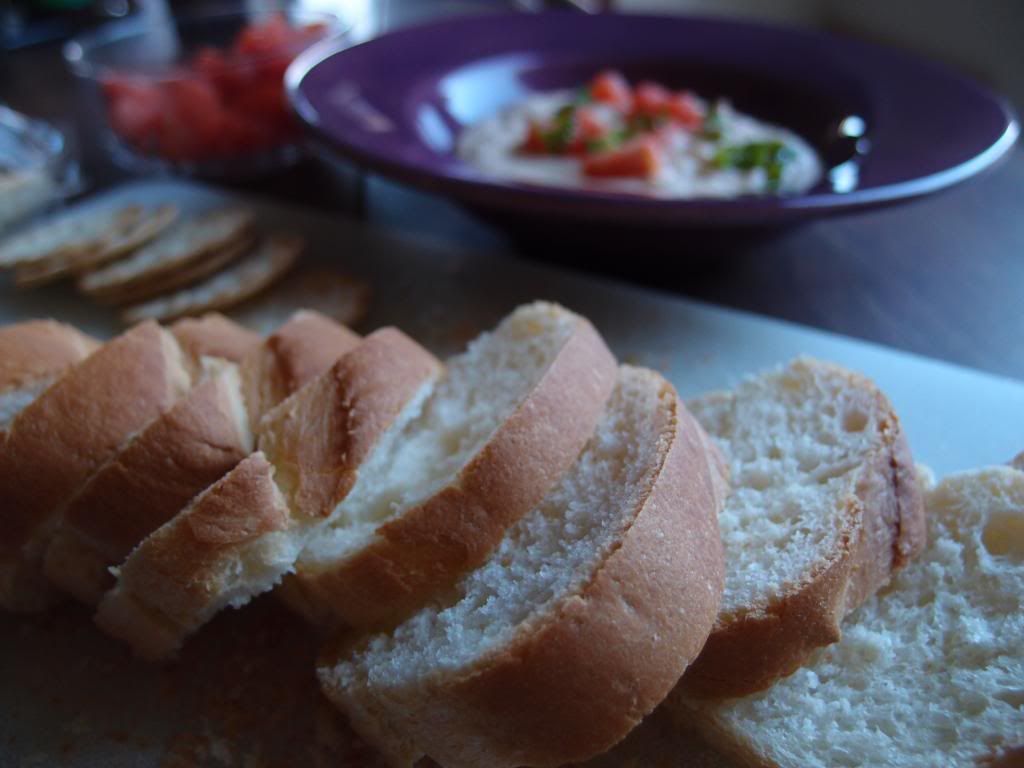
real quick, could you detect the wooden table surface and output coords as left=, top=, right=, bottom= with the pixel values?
left=3, top=9, right=1022, bottom=382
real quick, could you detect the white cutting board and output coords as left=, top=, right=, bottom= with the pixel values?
left=2, top=179, right=1021, bottom=477
left=2, top=180, right=1022, bottom=767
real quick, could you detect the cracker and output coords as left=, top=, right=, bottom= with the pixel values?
left=94, top=234, right=255, bottom=306
left=121, top=234, right=302, bottom=324
left=229, top=267, right=371, bottom=334
left=13, top=204, right=179, bottom=289
left=79, top=208, right=254, bottom=300
left=0, top=205, right=142, bottom=270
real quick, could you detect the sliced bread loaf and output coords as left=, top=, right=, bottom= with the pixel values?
left=168, top=313, right=261, bottom=368
left=0, top=320, right=98, bottom=434
left=318, top=366, right=727, bottom=768
left=676, top=357, right=926, bottom=698
left=95, top=328, right=442, bottom=659
left=0, top=321, right=192, bottom=611
left=236, top=308, right=360, bottom=426
left=43, top=359, right=254, bottom=605
left=672, top=463, right=1024, bottom=768
left=279, top=301, right=618, bottom=630
left=44, top=310, right=359, bottom=609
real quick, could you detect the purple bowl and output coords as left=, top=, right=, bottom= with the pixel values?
left=286, top=12, right=1019, bottom=227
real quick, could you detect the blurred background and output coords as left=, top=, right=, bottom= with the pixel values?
left=5, top=0, right=1023, bottom=109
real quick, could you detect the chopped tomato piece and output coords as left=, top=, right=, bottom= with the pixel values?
left=632, top=82, right=672, bottom=116
left=566, top=106, right=607, bottom=154
left=103, top=78, right=164, bottom=147
left=234, top=13, right=294, bottom=57
left=582, top=136, right=662, bottom=178
left=667, top=91, right=704, bottom=129
left=521, top=121, right=548, bottom=154
left=590, top=69, right=631, bottom=110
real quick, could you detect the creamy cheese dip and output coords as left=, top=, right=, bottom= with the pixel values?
left=458, top=90, right=822, bottom=198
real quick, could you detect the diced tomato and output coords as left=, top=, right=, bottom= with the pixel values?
left=590, top=69, right=632, bottom=111
left=104, top=15, right=329, bottom=163
left=521, top=121, right=548, bottom=154
left=103, top=77, right=164, bottom=147
left=632, top=81, right=672, bottom=116
left=667, top=91, right=704, bottom=129
left=159, top=78, right=228, bottom=160
left=233, top=13, right=294, bottom=57
left=583, top=136, right=662, bottom=179
left=193, top=47, right=252, bottom=97
left=566, top=106, right=607, bottom=155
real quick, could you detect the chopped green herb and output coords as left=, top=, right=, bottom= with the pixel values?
left=542, top=105, right=577, bottom=152
left=702, top=102, right=724, bottom=140
left=628, top=113, right=668, bottom=134
left=573, top=87, right=592, bottom=105
left=585, top=128, right=632, bottom=155
left=713, top=140, right=796, bottom=189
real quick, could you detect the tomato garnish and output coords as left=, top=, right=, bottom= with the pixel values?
left=632, top=82, right=672, bottom=116
left=582, top=136, right=662, bottom=178
left=667, top=91, right=704, bottom=129
left=590, top=70, right=632, bottom=110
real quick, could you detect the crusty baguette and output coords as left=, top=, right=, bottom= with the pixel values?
left=319, top=366, right=727, bottom=768
left=0, top=320, right=99, bottom=433
left=94, top=452, right=292, bottom=661
left=280, top=302, right=618, bottom=630
left=43, top=310, right=358, bottom=607
left=95, top=328, right=442, bottom=659
left=676, top=358, right=926, bottom=698
left=43, top=359, right=254, bottom=604
left=168, top=313, right=261, bottom=368
left=237, top=308, right=360, bottom=426
left=670, top=462, right=1024, bottom=768
left=0, top=321, right=192, bottom=611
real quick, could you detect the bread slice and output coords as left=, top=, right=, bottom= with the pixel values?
left=41, top=310, right=359, bottom=607
left=168, top=313, right=261, bottom=368
left=676, top=357, right=926, bottom=698
left=95, top=328, right=442, bottom=660
left=318, top=366, right=727, bottom=768
left=43, top=359, right=254, bottom=605
left=0, top=321, right=192, bottom=611
left=77, top=208, right=254, bottom=301
left=236, top=308, right=360, bottom=426
left=280, top=301, right=618, bottom=630
left=13, top=204, right=178, bottom=288
left=229, top=267, right=371, bottom=335
left=120, top=234, right=302, bottom=324
left=0, top=320, right=98, bottom=434
left=672, top=463, right=1024, bottom=768
left=94, top=452, right=293, bottom=660
left=90, top=232, right=254, bottom=305
left=0, top=204, right=142, bottom=270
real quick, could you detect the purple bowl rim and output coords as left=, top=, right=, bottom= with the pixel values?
left=286, top=11, right=1020, bottom=223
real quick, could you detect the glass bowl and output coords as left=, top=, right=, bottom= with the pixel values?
left=0, top=106, right=80, bottom=234
left=63, top=2, right=350, bottom=180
